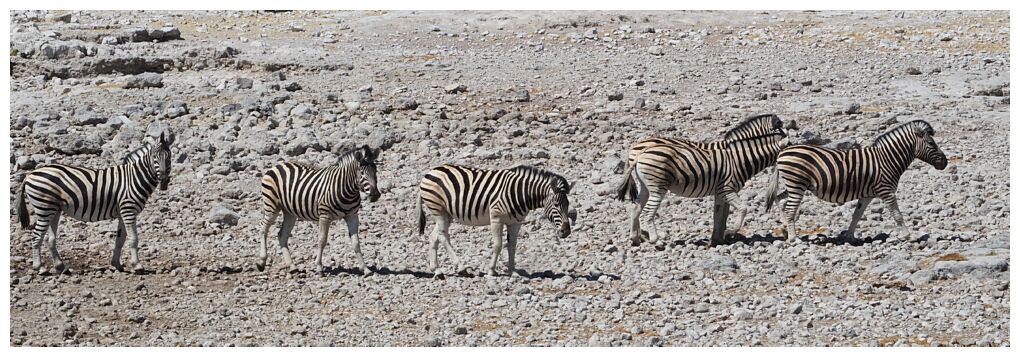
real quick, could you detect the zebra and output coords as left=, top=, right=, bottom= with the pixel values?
left=257, top=145, right=381, bottom=274
left=616, top=127, right=789, bottom=246
left=616, top=113, right=783, bottom=192
left=15, top=132, right=175, bottom=274
left=763, top=120, right=947, bottom=242
left=416, top=164, right=572, bottom=276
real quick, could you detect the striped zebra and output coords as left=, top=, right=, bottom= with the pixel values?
left=15, top=132, right=175, bottom=274
left=416, top=164, right=572, bottom=276
left=764, top=120, right=947, bottom=242
left=617, top=114, right=784, bottom=201
left=257, top=145, right=381, bottom=274
left=616, top=125, right=788, bottom=246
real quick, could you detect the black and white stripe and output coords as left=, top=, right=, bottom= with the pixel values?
left=764, top=120, right=948, bottom=241
left=416, top=164, right=572, bottom=276
left=257, top=145, right=381, bottom=274
left=617, top=114, right=784, bottom=201
left=16, top=133, right=174, bottom=273
left=617, top=123, right=788, bottom=246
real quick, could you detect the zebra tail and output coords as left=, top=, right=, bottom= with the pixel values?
left=764, top=166, right=780, bottom=212
left=614, top=161, right=638, bottom=202
left=417, top=195, right=425, bottom=236
left=16, top=181, right=30, bottom=229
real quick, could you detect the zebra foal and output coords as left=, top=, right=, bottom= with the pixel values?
left=15, top=132, right=175, bottom=274
left=257, top=145, right=381, bottom=274
left=416, top=164, right=572, bottom=276
left=764, top=120, right=948, bottom=242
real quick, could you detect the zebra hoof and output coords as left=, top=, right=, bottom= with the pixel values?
left=255, top=262, right=266, bottom=272
left=54, top=263, right=67, bottom=274
left=630, top=236, right=644, bottom=247
left=132, top=264, right=144, bottom=274
left=361, top=268, right=374, bottom=277
left=432, top=268, right=446, bottom=278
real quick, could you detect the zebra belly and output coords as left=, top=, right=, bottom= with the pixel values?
left=812, top=188, right=872, bottom=205
left=668, top=184, right=717, bottom=198
left=451, top=213, right=492, bottom=226
left=60, top=200, right=120, bottom=222
left=281, top=206, right=355, bottom=222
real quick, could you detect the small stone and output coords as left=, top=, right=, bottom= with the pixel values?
left=608, top=92, right=623, bottom=101
left=444, top=83, right=467, bottom=94
left=208, top=205, right=240, bottom=227
left=647, top=46, right=665, bottom=56
left=905, top=67, right=922, bottom=75
left=120, top=73, right=163, bottom=89
left=148, top=27, right=181, bottom=41
left=845, top=102, right=861, bottom=115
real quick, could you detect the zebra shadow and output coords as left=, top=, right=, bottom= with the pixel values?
left=663, top=233, right=787, bottom=248
left=368, top=267, right=621, bottom=281
left=795, top=232, right=891, bottom=246
left=513, top=270, right=622, bottom=281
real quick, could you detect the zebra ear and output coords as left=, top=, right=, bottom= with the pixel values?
left=913, top=125, right=929, bottom=137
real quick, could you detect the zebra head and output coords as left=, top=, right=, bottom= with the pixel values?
left=152, top=132, right=174, bottom=191
left=723, top=114, right=785, bottom=142
left=353, top=145, right=382, bottom=202
left=910, top=121, right=948, bottom=170
left=543, top=176, right=573, bottom=240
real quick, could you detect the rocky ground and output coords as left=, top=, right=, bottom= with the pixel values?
left=7, top=10, right=1010, bottom=346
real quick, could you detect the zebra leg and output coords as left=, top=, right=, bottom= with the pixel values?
left=343, top=215, right=371, bottom=275
left=120, top=208, right=144, bottom=272
left=46, top=214, right=66, bottom=274
left=722, top=192, right=748, bottom=235
left=112, top=218, right=126, bottom=271
left=638, top=189, right=666, bottom=245
left=315, top=217, right=332, bottom=274
left=842, top=197, right=874, bottom=239
left=506, top=223, right=521, bottom=275
left=880, top=194, right=911, bottom=241
left=257, top=211, right=278, bottom=272
left=30, top=214, right=51, bottom=273
left=437, top=217, right=465, bottom=274
left=487, top=221, right=505, bottom=276
left=427, top=220, right=441, bottom=273
left=278, top=213, right=297, bottom=272
left=710, top=197, right=730, bottom=247
left=782, top=189, right=805, bottom=243
left=629, top=182, right=650, bottom=246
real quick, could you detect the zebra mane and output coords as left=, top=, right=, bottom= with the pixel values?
left=723, top=114, right=782, bottom=141
left=122, top=141, right=154, bottom=164
left=509, top=165, right=571, bottom=194
left=724, top=131, right=787, bottom=148
left=872, top=120, right=935, bottom=147
left=338, top=144, right=379, bottom=166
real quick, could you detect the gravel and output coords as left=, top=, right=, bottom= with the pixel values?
left=8, top=10, right=1010, bottom=347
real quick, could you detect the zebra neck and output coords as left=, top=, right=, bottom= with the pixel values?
left=872, top=143, right=914, bottom=179
left=515, top=178, right=548, bottom=212
left=730, top=142, right=781, bottom=179
left=330, top=164, right=360, bottom=198
left=130, top=156, right=160, bottom=191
